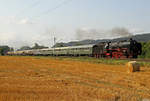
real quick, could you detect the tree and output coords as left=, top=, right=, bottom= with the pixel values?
left=75, top=42, right=83, bottom=46
left=18, top=46, right=31, bottom=51
left=139, top=41, right=150, bottom=58
left=10, top=47, right=14, bottom=51
left=53, top=43, right=65, bottom=47
left=32, top=43, right=48, bottom=49
left=0, top=46, right=11, bottom=55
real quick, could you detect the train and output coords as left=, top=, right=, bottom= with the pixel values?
left=7, top=38, right=142, bottom=59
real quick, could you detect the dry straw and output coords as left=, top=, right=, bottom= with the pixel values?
left=126, top=61, right=140, bottom=73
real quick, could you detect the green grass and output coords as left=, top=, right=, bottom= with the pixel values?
left=138, top=62, right=150, bottom=67
left=62, top=57, right=129, bottom=65
left=33, top=56, right=129, bottom=65
left=7, top=55, right=150, bottom=67
left=40, top=56, right=150, bottom=67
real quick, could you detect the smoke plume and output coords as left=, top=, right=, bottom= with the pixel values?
left=76, top=27, right=133, bottom=40
left=110, top=27, right=133, bottom=37
left=76, top=28, right=106, bottom=40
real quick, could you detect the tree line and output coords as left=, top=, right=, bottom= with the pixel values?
left=17, top=43, right=48, bottom=51
left=0, top=43, right=48, bottom=55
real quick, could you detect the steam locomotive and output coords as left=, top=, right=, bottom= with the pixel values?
left=93, top=38, right=142, bottom=58
left=7, top=38, right=142, bottom=59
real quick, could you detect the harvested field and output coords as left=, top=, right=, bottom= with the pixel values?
left=0, top=56, right=150, bottom=101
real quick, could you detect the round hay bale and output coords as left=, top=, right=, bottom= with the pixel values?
left=126, top=61, right=140, bottom=73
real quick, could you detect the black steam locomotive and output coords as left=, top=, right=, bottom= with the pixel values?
left=93, top=38, right=142, bottom=58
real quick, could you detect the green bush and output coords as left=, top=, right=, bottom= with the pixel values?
left=139, top=41, right=150, bottom=58
left=0, top=46, right=12, bottom=55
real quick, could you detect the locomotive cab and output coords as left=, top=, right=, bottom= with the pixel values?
left=129, top=38, right=142, bottom=58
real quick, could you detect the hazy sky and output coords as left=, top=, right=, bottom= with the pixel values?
left=0, top=0, right=150, bottom=48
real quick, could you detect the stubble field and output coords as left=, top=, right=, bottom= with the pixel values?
left=0, top=56, right=150, bottom=101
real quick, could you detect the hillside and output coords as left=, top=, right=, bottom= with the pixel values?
left=54, top=33, right=150, bottom=47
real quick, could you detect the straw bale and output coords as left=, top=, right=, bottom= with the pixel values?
left=126, top=61, right=140, bottom=73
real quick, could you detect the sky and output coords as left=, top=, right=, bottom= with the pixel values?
left=0, top=0, right=150, bottom=48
